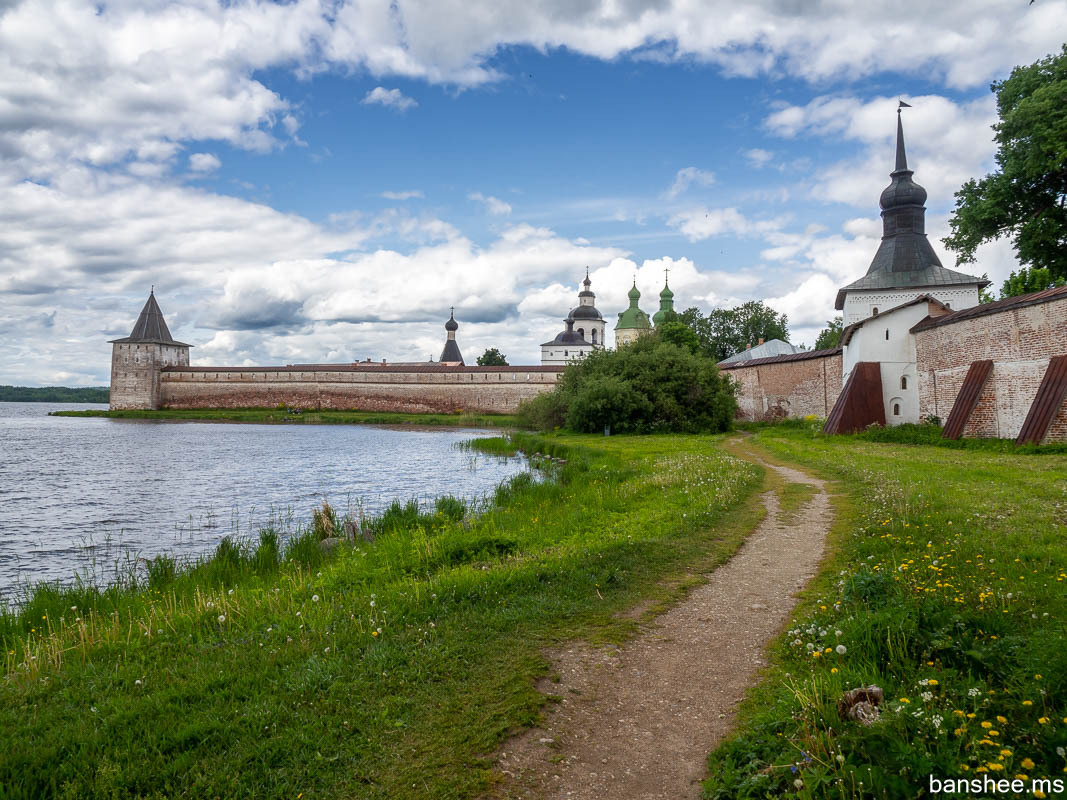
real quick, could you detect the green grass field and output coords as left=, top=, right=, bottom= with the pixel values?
left=1, top=432, right=763, bottom=799
left=706, top=425, right=1067, bottom=799
left=50, top=407, right=520, bottom=428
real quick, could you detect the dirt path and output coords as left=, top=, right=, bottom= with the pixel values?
left=491, top=448, right=832, bottom=800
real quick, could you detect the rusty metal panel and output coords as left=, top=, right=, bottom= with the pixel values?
left=942, top=359, right=994, bottom=439
left=1016, top=355, right=1067, bottom=445
left=823, top=362, right=885, bottom=435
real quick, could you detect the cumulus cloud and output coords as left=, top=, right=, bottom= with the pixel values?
left=361, top=87, right=418, bottom=112
left=380, top=189, right=424, bottom=200
left=468, top=192, right=512, bottom=216
left=665, top=167, right=715, bottom=199
left=188, top=153, right=221, bottom=174
left=667, top=207, right=785, bottom=242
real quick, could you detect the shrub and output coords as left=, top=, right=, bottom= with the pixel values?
left=565, top=375, right=651, bottom=433
left=514, top=390, right=568, bottom=431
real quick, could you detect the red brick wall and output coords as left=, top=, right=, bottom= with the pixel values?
left=724, top=353, right=842, bottom=421
left=159, top=368, right=558, bottom=413
left=915, top=298, right=1067, bottom=442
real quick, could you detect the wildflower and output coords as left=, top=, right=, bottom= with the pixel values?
left=831, top=668, right=838, bottom=674
left=981, top=721, right=993, bottom=729
left=793, top=779, right=803, bottom=789
left=987, top=762, right=1003, bottom=771
left=899, top=698, right=911, bottom=704
left=312, top=595, right=320, bottom=603
left=135, top=679, right=142, bottom=686
left=218, top=614, right=226, bottom=623
left=228, top=589, right=234, bottom=595
left=369, top=600, right=375, bottom=607
left=1022, top=758, right=1035, bottom=770
left=324, top=647, right=330, bottom=654
left=1035, top=674, right=1042, bottom=680
left=1038, top=717, right=1050, bottom=725
left=836, top=755, right=845, bottom=764
left=371, top=631, right=378, bottom=637
left=836, top=645, right=847, bottom=655
left=1022, top=700, right=1033, bottom=706
left=999, top=749, right=1012, bottom=757
left=996, top=715, right=1007, bottom=724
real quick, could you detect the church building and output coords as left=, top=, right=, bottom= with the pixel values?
left=541, top=271, right=606, bottom=365
left=614, top=281, right=652, bottom=346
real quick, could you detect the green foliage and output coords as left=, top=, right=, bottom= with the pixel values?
left=0, top=385, right=109, bottom=403
left=944, top=45, right=1067, bottom=281
left=814, top=316, right=843, bottom=350
left=521, top=335, right=736, bottom=433
left=1000, top=266, right=1066, bottom=298
left=654, top=320, right=700, bottom=353
left=678, top=301, right=789, bottom=362
left=513, top=391, right=568, bottom=431
left=705, top=430, right=1067, bottom=799
left=476, top=347, right=509, bottom=366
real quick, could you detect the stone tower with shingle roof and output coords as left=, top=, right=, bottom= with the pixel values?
left=109, top=289, right=192, bottom=409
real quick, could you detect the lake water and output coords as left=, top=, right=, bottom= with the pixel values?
left=0, top=402, right=526, bottom=600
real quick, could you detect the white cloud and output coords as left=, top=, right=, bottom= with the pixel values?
left=667, top=207, right=785, bottom=242
left=665, top=167, right=716, bottom=199
left=468, top=192, right=512, bottom=216
left=380, top=190, right=424, bottom=200
left=188, top=153, right=221, bottom=174
left=744, top=149, right=774, bottom=168
left=361, top=87, right=418, bottom=112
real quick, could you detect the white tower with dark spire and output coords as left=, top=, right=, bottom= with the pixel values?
left=439, top=308, right=464, bottom=365
left=541, top=270, right=606, bottom=365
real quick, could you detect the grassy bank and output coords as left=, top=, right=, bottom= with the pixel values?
left=1, top=433, right=763, bottom=799
left=51, top=407, right=519, bottom=428
left=705, top=427, right=1067, bottom=798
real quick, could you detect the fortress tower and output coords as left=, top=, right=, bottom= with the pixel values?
left=439, top=309, right=464, bottom=365
left=541, top=270, right=605, bottom=365
left=109, top=289, right=191, bottom=409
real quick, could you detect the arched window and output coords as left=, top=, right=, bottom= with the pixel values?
left=577, top=327, right=585, bottom=339
left=564, top=350, right=568, bottom=358
left=885, top=329, right=890, bottom=340
left=893, top=403, right=901, bottom=416
left=872, top=307, right=879, bottom=315
left=591, top=329, right=598, bottom=345
left=901, top=376, right=908, bottom=390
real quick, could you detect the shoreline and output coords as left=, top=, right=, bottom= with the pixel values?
left=50, top=407, right=521, bottom=428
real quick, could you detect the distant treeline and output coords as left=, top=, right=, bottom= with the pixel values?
left=0, top=385, right=109, bottom=403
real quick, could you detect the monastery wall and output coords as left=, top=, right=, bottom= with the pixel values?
left=914, top=295, right=1067, bottom=442
left=158, top=365, right=562, bottom=414
left=720, top=350, right=842, bottom=421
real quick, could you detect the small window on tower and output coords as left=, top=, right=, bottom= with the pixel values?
left=901, top=376, right=908, bottom=390
left=885, top=329, right=890, bottom=340
left=872, top=307, right=879, bottom=315
left=592, top=329, right=598, bottom=345
left=893, top=403, right=901, bottom=416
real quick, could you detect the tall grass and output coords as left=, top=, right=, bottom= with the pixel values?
left=0, top=433, right=762, bottom=799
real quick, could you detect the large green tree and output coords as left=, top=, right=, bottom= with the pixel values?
left=678, top=301, right=789, bottom=362
left=999, top=267, right=1066, bottom=298
left=943, top=45, right=1067, bottom=281
left=476, top=348, right=508, bottom=366
left=814, top=317, right=843, bottom=350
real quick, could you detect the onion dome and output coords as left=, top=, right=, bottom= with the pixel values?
left=578, top=267, right=594, bottom=298
left=616, top=282, right=651, bottom=331
left=652, top=279, right=675, bottom=326
left=568, top=304, right=604, bottom=320
left=444, top=309, right=458, bottom=332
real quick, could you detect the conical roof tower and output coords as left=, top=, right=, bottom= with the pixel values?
left=108, top=288, right=191, bottom=346
left=439, top=308, right=464, bottom=364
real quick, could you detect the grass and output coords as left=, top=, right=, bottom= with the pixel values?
left=0, top=432, right=764, bottom=799
left=704, top=426, right=1067, bottom=799
left=50, top=407, right=520, bottom=427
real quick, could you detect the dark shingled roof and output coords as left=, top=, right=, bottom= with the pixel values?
left=910, top=284, right=1067, bottom=333
left=109, top=291, right=192, bottom=346
left=834, top=113, right=986, bottom=310
left=439, top=339, right=464, bottom=364
left=717, top=347, right=841, bottom=370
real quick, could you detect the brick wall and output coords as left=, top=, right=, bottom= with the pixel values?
left=721, top=351, right=842, bottom=421
left=915, top=297, right=1067, bottom=442
left=158, top=366, right=561, bottom=413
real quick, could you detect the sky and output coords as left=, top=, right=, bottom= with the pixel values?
left=1, top=0, right=1064, bottom=385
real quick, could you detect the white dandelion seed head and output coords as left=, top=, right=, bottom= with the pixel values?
left=218, top=614, right=226, bottom=623
left=836, top=645, right=847, bottom=655
left=312, top=595, right=320, bottom=603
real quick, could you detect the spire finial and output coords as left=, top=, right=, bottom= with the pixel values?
left=895, top=100, right=912, bottom=173
left=150, top=284, right=154, bottom=295
left=663, top=266, right=670, bottom=286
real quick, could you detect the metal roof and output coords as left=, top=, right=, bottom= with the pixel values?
left=719, top=338, right=804, bottom=365
left=717, top=347, right=841, bottom=370
left=108, top=290, right=192, bottom=347
left=164, top=364, right=564, bottom=374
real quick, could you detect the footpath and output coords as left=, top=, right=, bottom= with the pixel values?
left=492, top=442, right=833, bottom=800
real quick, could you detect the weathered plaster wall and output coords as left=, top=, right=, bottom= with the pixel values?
left=158, top=366, right=561, bottom=413
left=721, top=351, right=842, bottom=421
left=915, top=298, right=1067, bottom=442
left=110, top=342, right=190, bottom=410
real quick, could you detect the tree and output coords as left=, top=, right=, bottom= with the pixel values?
left=814, top=317, right=843, bottom=350
left=943, top=45, right=1067, bottom=282
left=655, top=320, right=701, bottom=353
left=678, top=302, right=789, bottom=362
left=999, top=267, right=1066, bottom=298
left=476, top=348, right=508, bottom=366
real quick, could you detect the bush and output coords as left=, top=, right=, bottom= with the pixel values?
left=522, top=335, right=736, bottom=433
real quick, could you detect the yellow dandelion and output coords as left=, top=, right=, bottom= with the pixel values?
left=1022, top=758, right=1035, bottom=770
left=1000, top=749, right=1012, bottom=757
left=987, top=763, right=1003, bottom=772
left=981, top=721, right=993, bottom=729
left=1022, top=700, right=1033, bottom=706
left=928, top=679, right=939, bottom=686
left=996, top=715, right=1007, bottom=724
left=899, top=698, right=910, bottom=704
left=1038, top=717, right=1049, bottom=725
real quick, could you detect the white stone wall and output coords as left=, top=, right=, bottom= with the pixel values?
left=541, top=344, right=593, bottom=366
left=843, top=285, right=980, bottom=326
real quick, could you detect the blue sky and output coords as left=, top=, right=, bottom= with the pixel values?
left=0, top=0, right=1063, bottom=383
